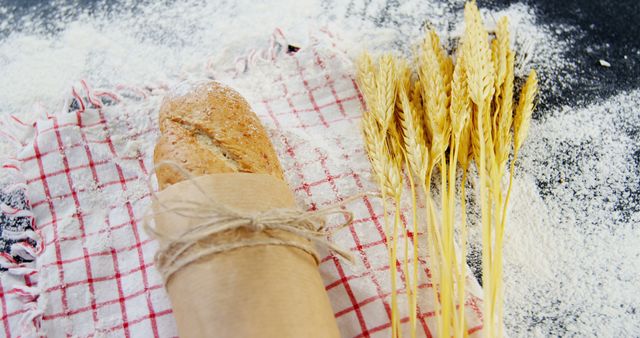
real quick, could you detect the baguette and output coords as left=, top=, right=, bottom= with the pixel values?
left=151, top=81, right=340, bottom=338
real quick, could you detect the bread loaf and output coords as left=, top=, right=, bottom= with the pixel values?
left=154, top=81, right=283, bottom=188
left=151, top=81, right=341, bottom=338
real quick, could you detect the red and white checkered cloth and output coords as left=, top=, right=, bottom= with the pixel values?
left=0, top=29, right=484, bottom=337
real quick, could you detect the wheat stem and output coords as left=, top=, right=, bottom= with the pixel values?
left=477, top=102, right=492, bottom=338
left=381, top=195, right=399, bottom=338
left=458, top=168, right=469, bottom=338
left=392, top=197, right=402, bottom=338
left=405, top=157, right=419, bottom=338
left=423, top=175, right=444, bottom=337
left=439, top=158, right=451, bottom=338
left=402, top=201, right=411, bottom=338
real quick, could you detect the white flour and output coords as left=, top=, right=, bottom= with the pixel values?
left=0, top=0, right=638, bottom=336
left=499, top=90, right=640, bottom=336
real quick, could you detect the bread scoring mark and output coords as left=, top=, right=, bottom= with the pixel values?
left=194, top=132, right=240, bottom=171
left=170, top=115, right=241, bottom=171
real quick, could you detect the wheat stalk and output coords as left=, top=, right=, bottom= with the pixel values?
left=462, top=3, right=497, bottom=337
left=396, top=61, right=429, bottom=337
left=465, top=2, right=495, bottom=167
left=486, top=28, right=514, bottom=319
left=419, top=28, right=448, bottom=338
left=490, top=68, right=538, bottom=338
left=450, top=40, right=474, bottom=337
left=358, top=53, right=407, bottom=338
left=388, top=94, right=408, bottom=338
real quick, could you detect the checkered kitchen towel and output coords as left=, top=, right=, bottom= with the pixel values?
left=0, top=29, right=484, bottom=337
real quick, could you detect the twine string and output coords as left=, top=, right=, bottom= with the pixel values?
left=144, top=161, right=376, bottom=282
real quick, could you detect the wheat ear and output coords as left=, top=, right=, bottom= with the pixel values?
left=463, top=2, right=494, bottom=107
left=420, top=29, right=451, bottom=167
left=513, top=69, right=538, bottom=154
left=357, top=53, right=378, bottom=112
left=430, top=30, right=454, bottom=109
left=494, top=50, right=515, bottom=170
left=398, top=69, right=429, bottom=181
left=490, top=16, right=509, bottom=140
left=451, top=49, right=472, bottom=139
left=494, top=17, right=510, bottom=93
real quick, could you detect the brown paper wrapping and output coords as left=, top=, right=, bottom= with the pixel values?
left=154, top=173, right=341, bottom=338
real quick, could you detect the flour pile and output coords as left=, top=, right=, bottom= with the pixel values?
left=0, top=0, right=638, bottom=336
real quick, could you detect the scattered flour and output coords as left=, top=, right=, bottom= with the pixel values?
left=0, top=0, right=638, bottom=336
left=498, top=90, right=640, bottom=336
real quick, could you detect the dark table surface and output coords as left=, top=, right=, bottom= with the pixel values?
left=2, top=0, right=639, bottom=111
